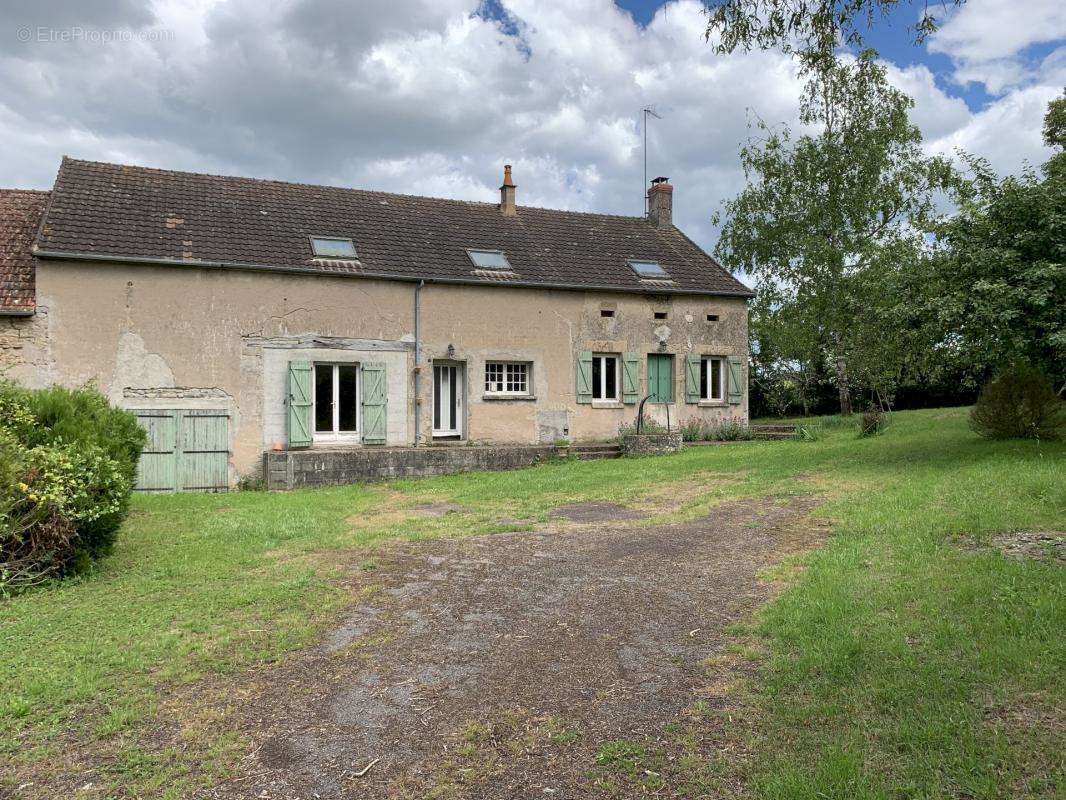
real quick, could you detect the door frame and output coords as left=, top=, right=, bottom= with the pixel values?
left=432, top=360, right=465, bottom=438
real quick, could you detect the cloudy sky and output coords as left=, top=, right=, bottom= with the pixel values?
left=1, top=0, right=1063, bottom=254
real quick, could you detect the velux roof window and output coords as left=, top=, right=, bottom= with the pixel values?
left=310, top=237, right=357, bottom=258
left=628, top=259, right=668, bottom=278
left=467, top=249, right=513, bottom=271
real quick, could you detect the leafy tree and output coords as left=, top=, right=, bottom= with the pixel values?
left=703, top=0, right=964, bottom=65
left=920, top=95, right=1066, bottom=392
left=714, top=52, right=954, bottom=413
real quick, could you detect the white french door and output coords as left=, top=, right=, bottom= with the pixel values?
left=432, top=362, right=463, bottom=437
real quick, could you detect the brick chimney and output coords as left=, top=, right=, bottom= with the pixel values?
left=648, top=176, right=673, bottom=228
left=500, top=164, right=516, bottom=216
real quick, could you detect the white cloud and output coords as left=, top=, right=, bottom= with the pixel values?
left=0, top=0, right=1061, bottom=256
left=929, top=0, right=1066, bottom=93
left=927, top=84, right=1058, bottom=175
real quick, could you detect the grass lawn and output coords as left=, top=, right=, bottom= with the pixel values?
left=2, top=407, right=1063, bottom=798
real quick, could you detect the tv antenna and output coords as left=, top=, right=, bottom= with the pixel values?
left=642, top=106, right=662, bottom=217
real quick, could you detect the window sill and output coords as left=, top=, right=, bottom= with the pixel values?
left=697, top=400, right=728, bottom=408
left=591, top=400, right=624, bottom=409
left=313, top=435, right=361, bottom=444
left=482, top=394, right=537, bottom=402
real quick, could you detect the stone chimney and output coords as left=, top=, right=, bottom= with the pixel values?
left=500, top=164, right=516, bottom=216
left=648, top=176, right=673, bottom=229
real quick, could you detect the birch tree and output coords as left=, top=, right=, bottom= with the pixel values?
left=714, top=52, right=953, bottom=414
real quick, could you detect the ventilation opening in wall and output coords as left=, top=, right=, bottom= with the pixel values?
left=654, top=311, right=668, bottom=320
left=600, top=309, right=615, bottom=318
left=706, top=314, right=719, bottom=322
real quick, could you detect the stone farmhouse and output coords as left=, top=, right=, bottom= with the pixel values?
left=1, top=158, right=752, bottom=490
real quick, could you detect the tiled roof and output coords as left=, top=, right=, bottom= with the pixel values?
left=0, top=189, right=49, bottom=313
left=35, top=157, right=752, bottom=297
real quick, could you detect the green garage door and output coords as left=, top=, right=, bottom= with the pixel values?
left=133, top=409, right=230, bottom=492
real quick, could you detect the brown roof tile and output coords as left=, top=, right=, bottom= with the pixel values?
left=36, top=158, right=752, bottom=297
left=0, top=189, right=49, bottom=313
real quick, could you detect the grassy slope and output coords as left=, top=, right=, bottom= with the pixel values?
left=1, top=407, right=1062, bottom=798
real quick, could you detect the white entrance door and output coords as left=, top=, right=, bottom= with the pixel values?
left=433, top=362, right=463, bottom=437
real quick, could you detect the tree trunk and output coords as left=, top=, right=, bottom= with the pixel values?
left=834, top=355, right=853, bottom=416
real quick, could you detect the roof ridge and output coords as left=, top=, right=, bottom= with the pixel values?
left=0, top=188, right=51, bottom=197
left=58, top=156, right=650, bottom=223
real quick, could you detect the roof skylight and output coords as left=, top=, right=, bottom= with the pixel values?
left=310, top=236, right=357, bottom=258
left=628, top=259, right=668, bottom=278
left=467, top=249, right=513, bottom=271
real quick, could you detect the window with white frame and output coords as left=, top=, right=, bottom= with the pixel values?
left=485, top=361, right=530, bottom=395
left=314, top=363, right=359, bottom=437
left=592, top=353, right=619, bottom=402
left=701, top=356, right=725, bottom=402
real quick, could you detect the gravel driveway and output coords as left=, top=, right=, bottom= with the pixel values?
left=207, top=495, right=821, bottom=799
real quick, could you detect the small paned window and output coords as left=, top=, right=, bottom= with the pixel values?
left=706, top=313, right=719, bottom=322
left=701, top=356, right=725, bottom=402
left=592, top=354, right=619, bottom=401
left=628, top=259, right=668, bottom=278
left=310, top=237, right=357, bottom=258
left=485, top=362, right=530, bottom=395
left=314, top=363, right=359, bottom=437
left=467, top=250, right=512, bottom=270
left=600, top=309, right=615, bottom=318
left=654, top=311, right=668, bottom=320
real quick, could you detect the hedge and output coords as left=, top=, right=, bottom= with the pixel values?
left=0, top=382, right=145, bottom=594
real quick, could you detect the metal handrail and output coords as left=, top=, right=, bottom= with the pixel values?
left=635, top=394, right=671, bottom=433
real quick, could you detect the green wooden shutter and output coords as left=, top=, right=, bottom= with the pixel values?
left=622, top=352, right=640, bottom=404
left=684, top=354, right=700, bottom=403
left=287, top=361, right=313, bottom=448
left=361, top=362, right=387, bottom=445
left=727, top=357, right=744, bottom=405
left=647, top=354, right=675, bottom=403
left=576, top=350, right=593, bottom=404
left=179, top=410, right=230, bottom=491
left=134, top=410, right=178, bottom=491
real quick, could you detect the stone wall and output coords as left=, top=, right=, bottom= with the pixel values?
left=264, top=444, right=562, bottom=490
left=0, top=309, right=50, bottom=386
left=621, top=432, right=683, bottom=457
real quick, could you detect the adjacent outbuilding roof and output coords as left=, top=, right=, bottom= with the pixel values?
left=0, top=189, right=50, bottom=314
left=32, top=157, right=752, bottom=297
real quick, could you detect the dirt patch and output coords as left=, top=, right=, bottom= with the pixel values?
left=964, top=530, right=1065, bottom=564
left=547, top=502, right=647, bottom=523
left=409, top=502, right=467, bottom=518
left=202, top=495, right=824, bottom=800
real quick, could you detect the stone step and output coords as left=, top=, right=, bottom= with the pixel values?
left=571, top=443, right=621, bottom=453
left=751, top=424, right=798, bottom=434
left=752, top=431, right=796, bottom=440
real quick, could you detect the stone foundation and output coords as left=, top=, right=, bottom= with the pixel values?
left=621, top=432, right=683, bottom=457
left=264, top=444, right=563, bottom=490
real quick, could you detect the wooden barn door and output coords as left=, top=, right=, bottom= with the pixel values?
left=133, top=409, right=230, bottom=492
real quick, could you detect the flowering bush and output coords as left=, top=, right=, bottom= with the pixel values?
left=0, top=382, right=144, bottom=594
left=680, top=418, right=754, bottom=441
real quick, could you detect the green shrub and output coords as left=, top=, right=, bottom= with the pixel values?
left=0, top=382, right=144, bottom=593
left=711, top=420, right=755, bottom=441
left=679, top=418, right=710, bottom=441
left=618, top=416, right=667, bottom=439
left=859, top=410, right=887, bottom=437
left=969, top=364, right=1065, bottom=440
left=678, top=418, right=754, bottom=441
left=795, top=423, right=821, bottom=441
